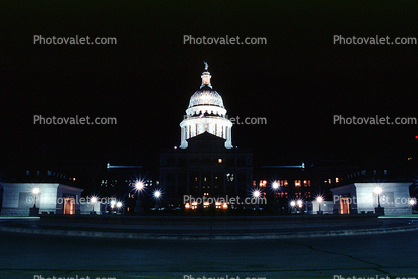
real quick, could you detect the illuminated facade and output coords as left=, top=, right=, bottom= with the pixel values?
left=0, top=182, right=83, bottom=216
left=180, top=62, right=233, bottom=149
left=160, top=63, right=253, bottom=208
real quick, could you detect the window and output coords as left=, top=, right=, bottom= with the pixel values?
left=259, top=180, right=267, bottom=187
left=218, top=158, right=222, bottom=163
left=295, top=180, right=301, bottom=187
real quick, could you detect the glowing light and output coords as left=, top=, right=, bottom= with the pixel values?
left=203, top=201, right=210, bottom=208
left=185, top=202, right=190, bottom=209
left=316, top=196, right=323, bottom=203
left=409, top=198, right=416, bottom=206
left=297, top=199, right=303, bottom=208
left=32, top=188, right=40, bottom=195
left=135, top=181, right=144, bottom=191
left=374, top=186, right=383, bottom=195
left=272, top=181, right=279, bottom=190
left=290, top=200, right=296, bottom=207
left=116, top=201, right=123, bottom=208
left=110, top=200, right=116, bottom=206
left=91, top=196, right=98, bottom=204
left=253, top=190, right=261, bottom=198
left=222, top=202, right=228, bottom=209
left=154, top=190, right=161, bottom=199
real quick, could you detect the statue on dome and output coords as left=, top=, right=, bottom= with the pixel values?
left=204, top=61, right=208, bottom=71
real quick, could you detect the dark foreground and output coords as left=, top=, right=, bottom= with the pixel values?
left=1, top=228, right=418, bottom=279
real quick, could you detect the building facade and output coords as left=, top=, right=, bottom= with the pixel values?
left=0, top=182, right=83, bottom=216
left=160, top=63, right=253, bottom=209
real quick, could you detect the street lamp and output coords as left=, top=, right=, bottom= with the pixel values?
left=409, top=198, right=416, bottom=207
left=272, top=181, right=280, bottom=213
left=90, top=196, right=98, bottom=214
left=32, top=188, right=40, bottom=207
left=296, top=199, right=303, bottom=213
left=134, top=181, right=145, bottom=214
left=290, top=200, right=296, bottom=213
left=110, top=199, right=116, bottom=214
left=154, top=190, right=161, bottom=210
left=253, top=189, right=261, bottom=198
left=253, top=189, right=261, bottom=210
left=272, top=181, right=279, bottom=190
left=116, top=201, right=123, bottom=214
left=135, top=181, right=144, bottom=191
left=374, top=186, right=385, bottom=215
left=374, top=187, right=382, bottom=208
left=316, top=196, right=323, bottom=214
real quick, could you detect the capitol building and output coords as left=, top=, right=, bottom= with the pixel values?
left=159, top=63, right=253, bottom=208
left=179, top=62, right=233, bottom=149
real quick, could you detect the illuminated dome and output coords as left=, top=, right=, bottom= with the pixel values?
left=188, top=85, right=224, bottom=108
left=179, top=62, right=233, bottom=149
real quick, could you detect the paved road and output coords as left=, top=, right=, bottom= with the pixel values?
left=1, top=229, right=418, bottom=279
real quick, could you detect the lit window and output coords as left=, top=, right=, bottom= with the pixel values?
left=284, top=180, right=288, bottom=186
left=259, top=180, right=267, bottom=187
left=295, top=180, right=301, bottom=187
left=336, top=177, right=339, bottom=183
left=218, top=158, right=222, bottom=163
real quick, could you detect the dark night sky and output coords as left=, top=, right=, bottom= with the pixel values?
left=1, top=1, right=418, bottom=173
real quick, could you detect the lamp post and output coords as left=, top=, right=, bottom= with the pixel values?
left=272, top=181, right=280, bottom=213
left=296, top=199, right=303, bottom=214
left=116, top=201, right=123, bottom=214
left=134, top=181, right=144, bottom=214
left=253, top=189, right=261, bottom=210
left=90, top=196, right=98, bottom=214
left=32, top=188, right=40, bottom=207
left=289, top=200, right=296, bottom=214
left=154, top=190, right=161, bottom=210
left=374, top=187, right=382, bottom=208
left=374, top=186, right=384, bottom=215
left=316, top=196, right=323, bottom=214
left=110, top=199, right=116, bottom=214
left=29, top=188, right=40, bottom=216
